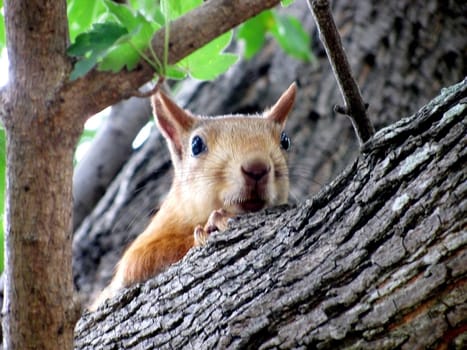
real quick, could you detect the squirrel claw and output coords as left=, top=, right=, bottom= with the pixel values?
left=194, top=225, right=209, bottom=246
left=193, top=209, right=233, bottom=246
left=206, top=209, right=231, bottom=232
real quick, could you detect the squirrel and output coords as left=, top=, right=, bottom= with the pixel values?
left=90, top=82, right=296, bottom=310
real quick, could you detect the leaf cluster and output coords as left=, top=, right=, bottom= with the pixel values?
left=66, top=0, right=238, bottom=81
left=0, top=1, right=312, bottom=82
left=65, top=0, right=312, bottom=81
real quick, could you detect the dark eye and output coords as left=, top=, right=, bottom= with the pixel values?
left=280, top=131, right=291, bottom=151
left=191, top=135, right=207, bottom=156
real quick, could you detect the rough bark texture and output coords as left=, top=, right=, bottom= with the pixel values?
left=1, top=1, right=82, bottom=349
left=72, top=0, right=467, bottom=305
left=75, top=79, right=466, bottom=349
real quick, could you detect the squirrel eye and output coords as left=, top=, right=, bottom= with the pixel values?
left=191, top=135, right=207, bottom=156
left=280, top=131, right=291, bottom=151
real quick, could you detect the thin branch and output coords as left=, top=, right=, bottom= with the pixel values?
left=62, top=0, right=282, bottom=121
left=0, top=87, right=6, bottom=122
left=307, top=0, right=375, bottom=146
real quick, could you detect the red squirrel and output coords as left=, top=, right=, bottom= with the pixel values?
left=91, top=83, right=296, bottom=309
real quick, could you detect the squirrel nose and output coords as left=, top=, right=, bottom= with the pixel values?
left=241, top=159, right=271, bottom=182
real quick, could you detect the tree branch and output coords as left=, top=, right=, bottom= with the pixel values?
left=307, top=0, right=375, bottom=146
left=75, top=79, right=467, bottom=349
left=62, top=0, right=281, bottom=121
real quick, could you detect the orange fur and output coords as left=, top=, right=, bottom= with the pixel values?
left=117, top=233, right=194, bottom=286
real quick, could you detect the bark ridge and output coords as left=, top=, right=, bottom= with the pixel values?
left=75, top=80, right=466, bottom=349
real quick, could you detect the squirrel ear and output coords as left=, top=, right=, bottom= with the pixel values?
left=266, top=82, right=297, bottom=127
left=151, top=91, right=195, bottom=158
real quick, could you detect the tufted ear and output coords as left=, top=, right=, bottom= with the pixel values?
left=152, top=91, right=195, bottom=161
left=266, top=82, right=297, bottom=127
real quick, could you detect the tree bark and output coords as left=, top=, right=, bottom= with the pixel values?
left=75, top=78, right=466, bottom=349
left=1, top=1, right=82, bottom=349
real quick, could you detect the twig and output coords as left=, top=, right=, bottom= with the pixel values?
left=128, top=77, right=165, bottom=99
left=307, top=0, right=375, bottom=146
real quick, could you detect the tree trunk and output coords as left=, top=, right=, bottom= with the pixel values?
left=1, top=1, right=82, bottom=349
left=3, top=129, right=79, bottom=350
left=75, top=78, right=466, bottom=349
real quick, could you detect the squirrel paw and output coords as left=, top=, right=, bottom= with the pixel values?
left=194, top=209, right=232, bottom=246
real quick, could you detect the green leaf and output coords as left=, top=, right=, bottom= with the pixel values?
left=97, top=38, right=140, bottom=72
left=67, top=22, right=128, bottom=57
left=98, top=20, right=156, bottom=73
left=165, top=65, right=187, bottom=80
left=104, top=0, right=141, bottom=31
left=69, top=53, right=100, bottom=81
left=237, top=10, right=274, bottom=59
left=152, top=8, right=167, bottom=27
left=270, top=13, right=313, bottom=62
left=96, top=0, right=158, bottom=72
left=0, top=0, right=5, bottom=50
left=67, top=0, right=107, bottom=42
left=163, top=0, right=202, bottom=20
left=128, top=0, right=165, bottom=25
left=82, top=129, right=97, bottom=139
left=178, top=31, right=238, bottom=80
left=67, top=22, right=128, bottom=80
left=188, top=53, right=238, bottom=80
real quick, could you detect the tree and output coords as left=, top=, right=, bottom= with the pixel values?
left=72, top=0, right=466, bottom=348
left=0, top=0, right=465, bottom=349
left=0, top=0, right=284, bottom=349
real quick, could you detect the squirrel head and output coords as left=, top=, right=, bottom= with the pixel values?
left=151, top=83, right=296, bottom=218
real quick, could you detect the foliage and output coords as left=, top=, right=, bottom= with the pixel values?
left=238, top=9, right=313, bottom=61
left=67, top=0, right=107, bottom=42
left=0, top=1, right=309, bottom=81
left=67, top=0, right=237, bottom=81
left=66, top=0, right=310, bottom=81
